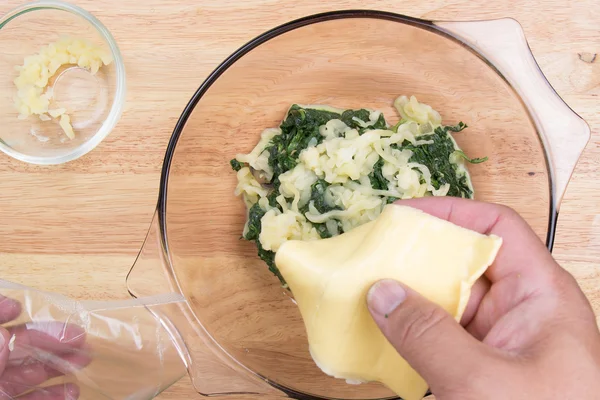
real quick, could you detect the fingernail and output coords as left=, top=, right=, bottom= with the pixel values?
left=65, top=383, right=80, bottom=400
left=368, top=279, right=407, bottom=316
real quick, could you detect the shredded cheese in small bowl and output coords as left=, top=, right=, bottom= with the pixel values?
left=0, top=2, right=126, bottom=164
left=13, top=37, right=114, bottom=140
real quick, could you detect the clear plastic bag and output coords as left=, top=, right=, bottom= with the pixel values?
left=0, top=280, right=187, bottom=399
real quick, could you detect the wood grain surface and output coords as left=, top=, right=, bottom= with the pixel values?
left=0, top=0, right=598, bottom=399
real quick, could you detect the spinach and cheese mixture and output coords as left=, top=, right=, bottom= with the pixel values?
left=231, top=95, right=487, bottom=285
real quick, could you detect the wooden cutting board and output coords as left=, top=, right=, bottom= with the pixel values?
left=0, top=0, right=598, bottom=399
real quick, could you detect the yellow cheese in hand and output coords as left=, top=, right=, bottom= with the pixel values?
left=275, top=204, right=502, bottom=400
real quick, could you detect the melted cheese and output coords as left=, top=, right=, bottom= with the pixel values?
left=275, top=205, right=502, bottom=400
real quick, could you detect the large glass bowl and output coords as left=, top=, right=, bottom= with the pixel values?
left=127, top=11, right=590, bottom=400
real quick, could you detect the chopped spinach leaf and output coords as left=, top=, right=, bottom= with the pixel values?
left=268, top=146, right=297, bottom=190
left=445, top=121, right=468, bottom=132
left=245, top=203, right=285, bottom=284
left=386, top=196, right=399, bottom=204
left=313, top=220, right=343, bottom=239
left=256, top=241, right=285, bottom=285
left=341, top=109, right=387, bottom=133
left=313, top=223, right=332, bottom=239
left=230, top=158, right=245, bottom=171
left=309, top=179, right=339, bottom=214
left=404, top=125, right=474, bottom=198
left=340, top=109, right=370, bottom=128
left=267, top=105, right=341, bottom=187
left=267, top=189, right=282, bottom=210
left=244, top=203, right=265, bottom=241
left=452, top=150, right=488, bottom=164
left=369, top=157, right=388, bottom=190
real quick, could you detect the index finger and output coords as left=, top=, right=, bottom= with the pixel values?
left=0, top=296, right=21, bottom=325
left=6, top=322, right=86, bottom=363
left=394, top=197, right=557, bottom=284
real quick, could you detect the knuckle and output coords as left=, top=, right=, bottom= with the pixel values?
left=396, top=305, right=450, bottom=348
left=497, top=204, right=519, bottom=220
left=547, top=268, right=569, bottom=292
left=549, top=267, right=586, bottom=305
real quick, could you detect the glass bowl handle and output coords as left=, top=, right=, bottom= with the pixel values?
left=127, top=211, right=286, bottom=397
left=436, top=18, right=591, bottom=210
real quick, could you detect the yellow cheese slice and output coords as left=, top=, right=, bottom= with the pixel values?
left=275, top=204, right=502, bottom=400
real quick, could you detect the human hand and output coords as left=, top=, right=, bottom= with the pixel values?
left=367, top=197, right=600, bottom=399
left=0, top=296, right=89, bottom=400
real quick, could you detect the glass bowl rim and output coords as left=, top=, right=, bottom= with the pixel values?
left=0, top=0, right=127, bottom=165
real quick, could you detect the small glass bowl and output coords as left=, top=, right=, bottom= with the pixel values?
left=0, top=0, right=126, bottom=164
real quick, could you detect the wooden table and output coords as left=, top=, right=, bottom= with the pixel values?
left=0, top=0, right=598, bottom=398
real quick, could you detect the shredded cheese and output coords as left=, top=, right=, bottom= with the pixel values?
left=259, top=209, right=321, bottom=251
left=278, top=164, right=318, bottom=212
left=394, top=95, right=442, bottom=127
left=13, top=37, right=113, bottom=139
left=234, top=167, right=269, bottom=207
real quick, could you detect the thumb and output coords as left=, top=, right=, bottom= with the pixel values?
left=367, top=279, right=494, bottom=388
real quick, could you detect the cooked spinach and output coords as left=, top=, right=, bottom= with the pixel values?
left=452, top=149, right=488, bottom=164
left=267, top=189, right=282, bottom=210
left=267, top=105, right=341, bottom=188
left=309, top=179, right=339, bottom=214
left=254, top=106, right=346, bottom=281
left=230, top=158, right=245, bottom=171
left=245, top=202, right=285, bottom=283
left=369, top=158, right=388, bottom=190
left=296, top=180, right=342, bottom=239
left=313, top=223, right=333, bottom=239
left=445, top=121, right=468, bottom=132
left=402, top=123, right=473, bottom=198
left=256, top=241, right=284, bottom=285
left=244, top=203, right=265, bottom=241
left=237, top=102, right=486, bottom=285
left=340, top=109, right=387, bottom=133
left=267, top=146, right=297, bottom=190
